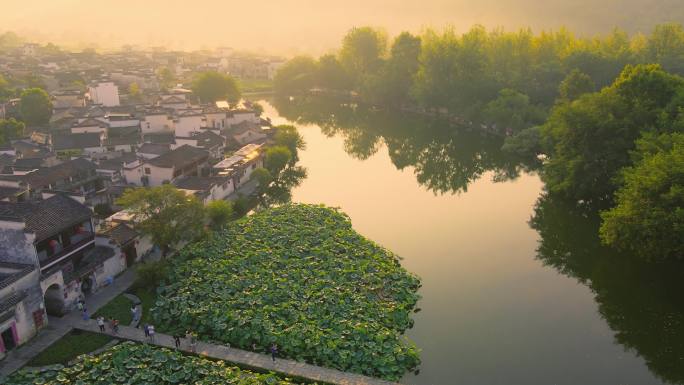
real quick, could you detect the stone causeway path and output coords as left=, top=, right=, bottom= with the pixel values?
left=75, top=319, right=400, bottom=385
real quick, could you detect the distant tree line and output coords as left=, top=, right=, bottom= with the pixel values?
left=275, top=23, right=684, bottom=132
left=275, top=24, right=684, bottom=261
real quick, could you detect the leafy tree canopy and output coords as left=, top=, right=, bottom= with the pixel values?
left=116, top=185, right=206, bottom=256
left=19, top=88, right=52, bottom=126
left=0, top=118, right=25, bottom=145
left=273, top=56, right=318, bottom=94
left=206, top=200, right=234, bottom=230
left=541, top=64, right=684, bottom=205
left=558, top=69, right=595, bottom=101
left=192, top=71, right=240, bottom=103
left=600, top=132, right=684, bottom=261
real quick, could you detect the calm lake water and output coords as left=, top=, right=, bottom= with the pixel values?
left=261, top=97, right=683, bottom=385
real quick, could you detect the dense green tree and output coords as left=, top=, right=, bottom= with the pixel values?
left=0, top=118, right=25, bottom=145
left=339, top=27, right=387, bottom=85
left=274, top=23, right=684, bottom=123
left=156, top=67, right=176, bottom=89
left=116, top=185, right=206, bottom=256
left=482, top=88, right=546, bottom=133
left=273, top=56, right=318, bottom=94
left=541, top=64, right=684, bottom=204
left=19, top=88, right=52, bottom=126
left=206, top=200, right=234, bottom=230
left=263, top=146, right=292, bottom=175
left=558, top=69, right=595, bottom=101
left=412, top=28, right=461, bottom=111
left=363, top=32, right=421, bottom=106
left=191, top=71, right=240, bottom=103
left=316, top=54, right=351, bottom=90
left=0, top=74, right=10, bottom=101
left=128, top=82, right=143, bottom=102
left=250, top=167, right=274, bottom=206
left=274, top=125, right=306, bottom=163
left=600, top=132, right=684, bottom=261
left=646, top=23, right=684, bottom=75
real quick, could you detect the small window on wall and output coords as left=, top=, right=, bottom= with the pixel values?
left=144, top=168, right=151, bottom=174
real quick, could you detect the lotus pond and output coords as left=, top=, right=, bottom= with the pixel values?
left=153, top=204, right=421, bottom=381
left=7, top=342, right=302, bottom=385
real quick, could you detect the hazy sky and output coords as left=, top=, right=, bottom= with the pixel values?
left=2, top=0, right=683, bottom=55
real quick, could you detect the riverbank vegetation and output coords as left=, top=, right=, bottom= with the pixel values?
left=152, top=204, right=421, bottom=381
left=8, top=342, right=303, bottom=385
left=274, top=23, right=684, bottom=261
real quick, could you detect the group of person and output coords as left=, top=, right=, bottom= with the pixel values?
left=142, top=323, right=156, bottom=342
left=86, top=299, right=280, bottom=363
left=171, top=330, right=197, bottom=352
left=95, top=315, right=119, bottom=334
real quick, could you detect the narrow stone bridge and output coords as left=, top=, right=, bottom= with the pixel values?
left=75, top=319, right=401, bottom=385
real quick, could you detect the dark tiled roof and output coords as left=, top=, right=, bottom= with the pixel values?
left=20, top=158, right=97, bottom=188
left=72, top=246, right=115, bottom=278
left=160, top=95, right=186, bottom=104
left=96, top=158, right=125, bottom=171
left=147, top=145, right=208, bottom=169
left=193, top=131, right=224, bottom=149
left=52, top=133, right=102, bottom=150
left=0, top=186, right=25, bottom=200
left=138, top=143, right=170, bottom=155
left=0, top=290, right=28, bottom=314
left=0, top=194, right=92, bottom=241
left=108, top=125, right=140, bottom=137
left=100, top=223, right=138, bottom=246
left=104, top=135, right=140, bottom=147
left=12, top=140, right=51, bottom=159
left=13, top=157, right=43, bottom=170
left=72, top=118, right=108, bottom=128
left=142, top=132, right=175, bottom=145
left=0, top=262, right=35, bottom=290
left=0, top=153, right=15, bottom=165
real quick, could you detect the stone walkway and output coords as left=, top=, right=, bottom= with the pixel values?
left=0, top=269, right=136, bottom=380
left=75, top=319, right=400, bottom=385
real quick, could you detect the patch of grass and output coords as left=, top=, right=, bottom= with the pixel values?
left=93, top=294, right=133, bottom=325
left=27, top=330, right=112, bottom=367
left=130, top=287, right=155, bottom=324
left=238, top=78, right=273, bottom=93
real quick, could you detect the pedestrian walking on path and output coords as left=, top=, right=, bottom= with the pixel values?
left=187, top=331, right=197, bottom=353
left=143, top=324, right=150, bottom=338
left=97, top=316, right=105, bottom=332
left=81, top=308, right=89, bottom=321
left=112, top=319, right=119, bottom=334
left=148, top=324, right=155, bottom=342
left=130, top=305, right=138, bottom=322
left=173, top=334, right=181, bottom=349
left=270, top=344, right=278, bottom=362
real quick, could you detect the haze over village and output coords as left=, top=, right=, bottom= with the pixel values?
left=1, top=1, right=684, bottom=385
